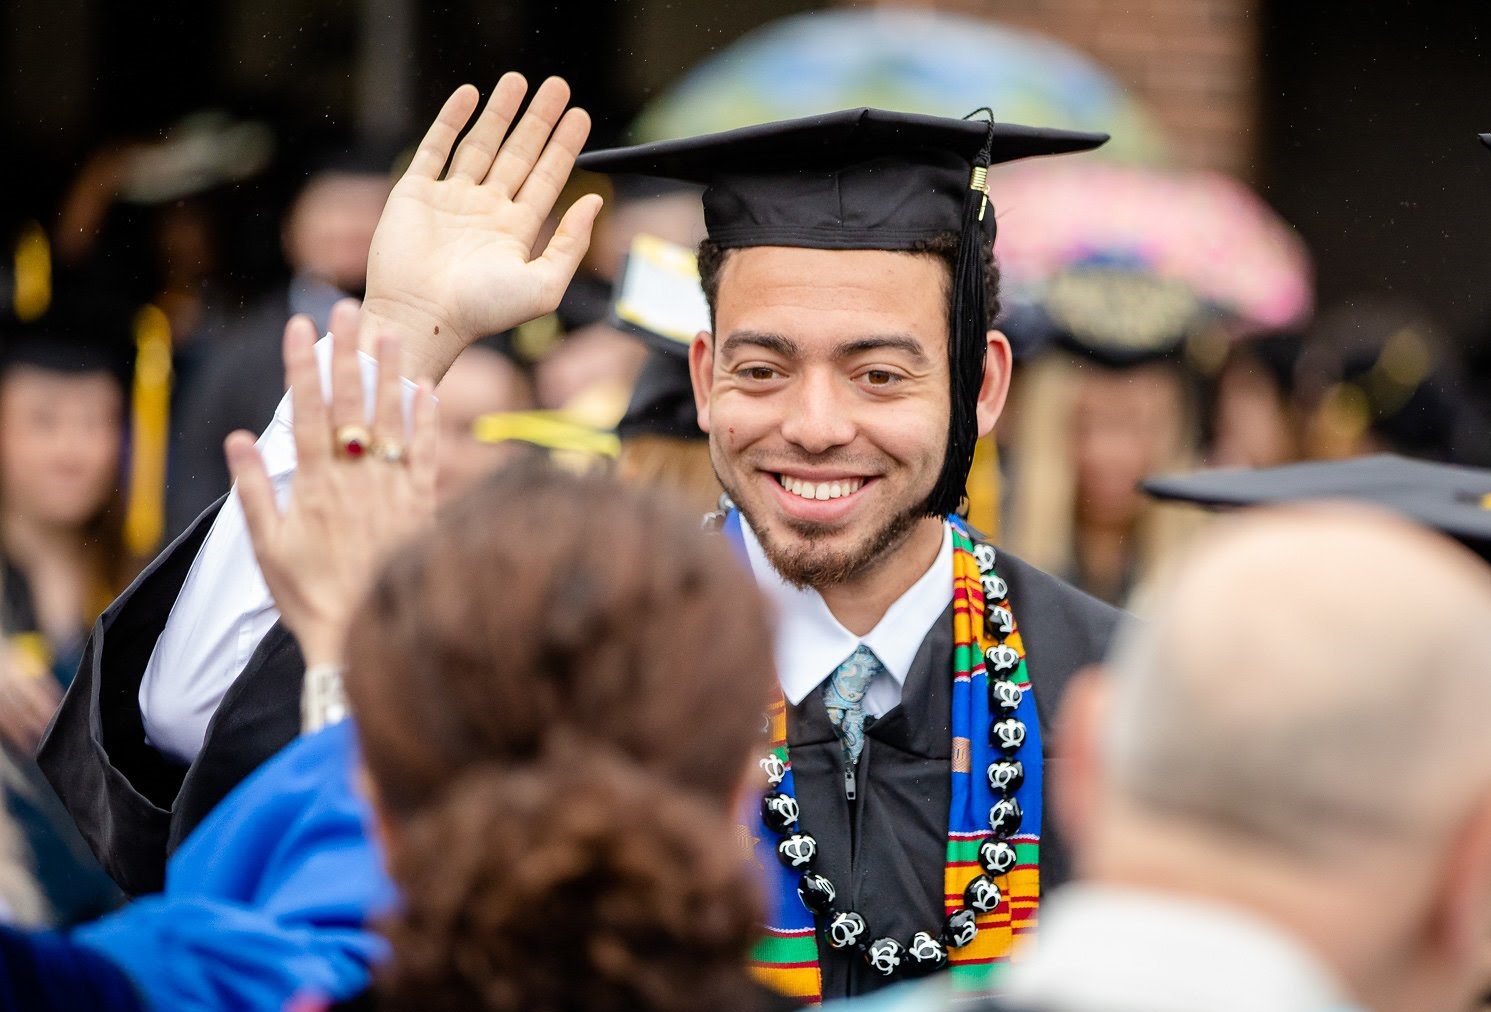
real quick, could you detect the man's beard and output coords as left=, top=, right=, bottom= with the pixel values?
left=717, top=463, right=929, bottom=590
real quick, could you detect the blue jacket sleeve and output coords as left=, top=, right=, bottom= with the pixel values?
left=70, top=721, right=395, bottom=1011
left=0, top=926, right=145, bottom=1011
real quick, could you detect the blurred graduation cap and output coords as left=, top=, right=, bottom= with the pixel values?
left=119, top=111, right=275, bottom=205
left=1480, top=133, right=1491, bottom=152
left=0, top=281, right=135, bottom=385
left=1001, top=263, right=1209, bottom=367
left=604, top=234, right=710, bottom=442
left=579, top=107, right=1107, bottom=515
left=1144, top=455, right=1491, bottom=560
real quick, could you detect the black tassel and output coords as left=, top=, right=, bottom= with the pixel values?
left=926, top=112, right=997, bottom=518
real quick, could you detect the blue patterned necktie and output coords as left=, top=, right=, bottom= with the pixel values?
left=823, top=645, right=884, bottom=770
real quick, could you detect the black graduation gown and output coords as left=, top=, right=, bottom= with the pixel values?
left=788, top=544, right=1122, bottom=1001
left=35, top=496, right=305, bottom=896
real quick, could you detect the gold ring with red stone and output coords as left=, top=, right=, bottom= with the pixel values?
left=334, top=424, right=372, bottom=460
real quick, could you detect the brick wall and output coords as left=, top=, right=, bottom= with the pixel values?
left=904, top=0, right=1261, bottom=178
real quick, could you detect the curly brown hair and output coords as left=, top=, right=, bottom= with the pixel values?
left=344, top=463, right=776, bottom=1012
left=696, top=232, right=1001, bottom=331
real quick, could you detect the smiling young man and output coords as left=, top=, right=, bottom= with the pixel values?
left=578, top=110, right=1123, bottom=1001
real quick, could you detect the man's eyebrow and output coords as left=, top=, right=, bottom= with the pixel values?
left=720, top=331, right=801, bottom=359
left=833, top=335, right=930, bottom=363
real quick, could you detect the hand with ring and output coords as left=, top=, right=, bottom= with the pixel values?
left=226, top=300, right=438, bottom=668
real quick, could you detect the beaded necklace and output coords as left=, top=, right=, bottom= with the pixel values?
left=723, top=512, right=1043, bottom=1003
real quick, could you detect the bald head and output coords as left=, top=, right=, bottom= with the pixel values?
left=1106, top=505, right=1491, bottom=858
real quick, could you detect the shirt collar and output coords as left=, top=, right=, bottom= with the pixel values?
left=1005, top=884, right=1360, bottom=1012
left=740, top=518, right=954, bottom=706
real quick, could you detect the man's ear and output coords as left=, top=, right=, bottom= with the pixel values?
left=1424, top=789, right=1491, bottom=980
left=689, top=330, right=715, bottom=434
left=1052, top=665, right=1114, bottom=864
left=976, top=329, right=1013, bottom=438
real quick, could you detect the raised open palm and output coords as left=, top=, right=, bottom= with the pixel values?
left=361, top=74, right=603, bottom=382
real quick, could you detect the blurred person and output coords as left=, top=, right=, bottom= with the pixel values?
left=528, top=176, right=704, bottom=422
left=1296, top=297, right=1485, bottom=465
left=166, top=149, right=396, bottom=535
left=0, top=779, right=47, bottom=927
left=1001, top=267, right=1204, bottom=606
left=0, top=305, right=130, bottom=926
left=0, top=316, right=133, bottom=684
left=997, top=504, right=1491, bottom=1012
left=332, top=468, right=778, bottom=1011
left=530, top=317, right=646, bottom=415
left=581, top=109, right=1118, bottom=1000
left=1204, top=331, right=1306, bottom=470
left=604, top=229, right=721, bottom=516
left=432, top=340, right=538, bottom=500
left=615, top=347, right=721, bottom=518
left=277, top=469, right=781, bottom=1011
left=0, top=316, right=426, bottom=1012
left=51, top=113, right=275, bottom=351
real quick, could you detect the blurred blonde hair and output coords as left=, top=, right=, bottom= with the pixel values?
left=616, top=436, right=722, bottom=521
left=1003, top=354, right=1202, bottom=605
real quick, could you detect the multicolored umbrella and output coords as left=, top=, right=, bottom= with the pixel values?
left=630, top=8, right=1169, bottom=166
left=992, top=162, right=1314, bottom=332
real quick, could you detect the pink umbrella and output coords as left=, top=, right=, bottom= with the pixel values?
left=992, top=162, right=1313, bottom=332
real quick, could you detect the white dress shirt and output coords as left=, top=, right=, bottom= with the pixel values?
left=138, top=339, right=412, bottom=764
left=740, top=519, right=953, bottom=718
left=1002, top=885, right=1361, bottom=1012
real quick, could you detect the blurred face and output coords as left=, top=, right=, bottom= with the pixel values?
left=533, top=322, right=647, bottom=411
left=1071, top=364, right=1185, bottom=531
left=284, top=173, right=392, bottom=295
left=1212, top=358, right=1296, bottom=469
left=0, top=368, right=123, bottom=528
left=435, top=347, right=535, bottom=501
left=692, top=247, right=966, bottom=588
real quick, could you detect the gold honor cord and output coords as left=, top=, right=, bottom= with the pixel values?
left=472, top=410, right=620, bottom=459
left=125, top=305, right=173, bottom=558
left=964, top=434, right=1001, bottom=542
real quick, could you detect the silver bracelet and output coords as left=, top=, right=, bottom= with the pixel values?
left=301, top=662, right=348, bottom=733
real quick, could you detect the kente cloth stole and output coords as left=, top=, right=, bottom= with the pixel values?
left=723, top=512, right=1044, bottom=1005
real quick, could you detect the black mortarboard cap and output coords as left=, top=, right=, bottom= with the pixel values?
left=1143, top=455, right=1491, bottom=561
left=1, top=287, right=135, bottom=387
left=578, top=108, right=1107, bottom=516
left=1480, top=133, right=1491, bottom=152
left=616, top=349, right=702, bottom=442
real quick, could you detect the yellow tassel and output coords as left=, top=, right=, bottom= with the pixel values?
left=124, top=305, right=173, bottom=557
left=13, top=222, right=51, bottom=322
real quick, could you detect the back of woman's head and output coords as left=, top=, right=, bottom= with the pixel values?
left=344, top=463, right=776, bottom=1012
